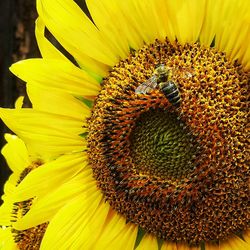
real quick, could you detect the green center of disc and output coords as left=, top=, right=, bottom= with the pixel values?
left=129, top=108, right=200, bottom=179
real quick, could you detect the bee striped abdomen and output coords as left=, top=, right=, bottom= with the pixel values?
left=159, top=80, right=181, bottom=107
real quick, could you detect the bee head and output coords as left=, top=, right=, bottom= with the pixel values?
left=155, top=64, right=172, bottom=80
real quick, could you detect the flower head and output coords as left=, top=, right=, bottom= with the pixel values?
left=0, top=0, right=249, bottom=249
left=0, top=133, right=47, bottom=249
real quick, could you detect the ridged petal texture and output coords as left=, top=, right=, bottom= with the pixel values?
left=0, top=108, right=87, bottom=159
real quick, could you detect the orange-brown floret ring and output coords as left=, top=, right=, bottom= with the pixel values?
left=87, top=39, right=249, bottom=244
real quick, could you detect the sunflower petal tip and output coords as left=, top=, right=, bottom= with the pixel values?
left=3, top=133, right=17, bottom=142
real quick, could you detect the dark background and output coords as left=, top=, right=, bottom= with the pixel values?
left=0, top=0, right=89, bottom=203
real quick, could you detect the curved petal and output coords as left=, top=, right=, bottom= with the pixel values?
left=37, top=0, right=119, bottom=66
left=1, top=134, right=30, bottom=173
left=135, top=233, right=158, bottom=250
left=200, top=0, right=250, bottom=68
left=26, top=83, right=91, bottom=119
left=10, top=152, right=87, bottom=202
left=239, top=25, right=250, bottom=70
left=0, top=202, right=13, bottom=226
left=14, top=167, right=95, bottom=230
left=87, top=0, right=172, bottom=49
left=87, top=0, right=202, bottom=47
left=14, top=96, right=24, bottom=109
left=122, top=0, right=169, bottom=44
left=0, top=108, right=86, bottom=158
left=225, top=235, right=249, bottom=250
left=0, top=226, right=17, bottom=250
left=206, top=234, right=249, bottom=250
left=35, top=17, right=109, bottom=78
left=111, top=0, right=174, bottom=45
left=86, top=0, right=130, bottom=59
left=35, top=17, right=66, bottom=60
left=243, top=229, right=250, bottom=245
left=161, top=241, right=178, bottom=250
left=40, top=191, right=109, bottom=250
left=176, top=242, right=200, bottom=250
left=91, top=209, right=138, bottom=250
left=10, top=59, right=100, bottom=97
left=165, top=0, right=206, bottom=44
left=0, top=135, right=32, bottom=227
left=1, top=174, right=19, bottom=201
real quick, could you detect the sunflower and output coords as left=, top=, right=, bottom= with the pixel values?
left=0, top=0, right=249, bottom=249
left=0, top=133, right=46, bottom=249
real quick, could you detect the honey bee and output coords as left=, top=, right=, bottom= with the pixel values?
left=135, top=64, right=189, bottom=107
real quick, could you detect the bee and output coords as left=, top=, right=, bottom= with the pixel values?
left=135, top=64, right=182, bottom=107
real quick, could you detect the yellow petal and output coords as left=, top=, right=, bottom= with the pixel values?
left=214, top=1, right=250, bottom=66
left=1, top=134, right=30, bottom=173
left=136, top=233, right=158, bottom=250
left=92, top=208, right=138, bottom=250
left=206, top=234, right=249, bottom=250
left=10, top=59, right=100, bottom=97
left=87, top=0, right=145, bottom=50
left=239, top=24, right=250, bottom=70
left=205, top=242, right=221, bottom=250
left=14, top=167, right=95, bottom=230
left=123, top=0, right=165, bottom=44
left=199, top=0, right=223, bottom=46
left=40, top=191, right=109, bottom=250
left=26, top=83, right=91, bottom=119
left=37, top=0, right=119, bottom=66
left=177, top=242, right=200, bottom=250
left=35, top=16, right=109, bottom=78
left=14, top=96, right=24, bottom=109
left=0, top=226, right=17, bottom=250
left=86, top=0, right=130, bottom=59
left=161, top=241, right=178, bottom=250
left=147, top=0, right=176, bottom=42
left=243, top=229, right=250, bottom=244
left=35, top=17, right=66, bottom=60
left=1, top=174, right=17, bottom=199
left=0, top=202, right=13, bottom=226
left=226, top=234, right=249, bottom=250
left=165, top=0, right=206, bottom=44
left=200, top=0, right=250, bottom=68
left=10, top=152, right=87, bottom=202
left=0, top=108, right=86, bottom=158
left=94, top=0, right=168, bottom=47
left=103, top=0, right=175, bottom=44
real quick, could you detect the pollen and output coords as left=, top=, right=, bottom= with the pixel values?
left=87, top=39, right=249, bottom=244
left=13, top=223, right=48, bottom=250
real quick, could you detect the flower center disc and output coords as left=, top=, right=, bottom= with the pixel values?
left=87, top=39, right=249, bottom=244
left=130, top=108, right=200, bottom=179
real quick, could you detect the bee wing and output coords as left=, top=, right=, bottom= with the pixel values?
left=135, top=75, right=158, bottom=94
